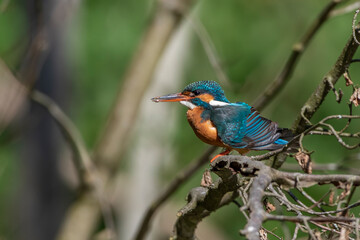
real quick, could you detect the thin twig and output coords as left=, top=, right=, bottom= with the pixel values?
left=303, top=219, right=317, bottom=240
left=309, top=130, right=360, bottom=138
left=262, top=227, right=282, bottom=240
left=330, top=1, right=360, bottom=17
left=353, top=9, right=360, bottom=44
left=309, top=221, right=345, bottom=238
left=339, top=104, right=352, bottom=134
left=31, top=90, right=117, bottom=239
left=272, top=24, right=360, bottom=169
left=285, top=162, right=360, bottom=175
left=319, top=122, right=360, bottom=149
left=305, top=201, right=360, bottom=215
left=266, top=214, right=359, bottom=224
left=291, top=224, right=300, bottom=240
left=309, top=190, right=332, bottom=210
left=326, top=77, right=343, bottom=103
left=189, top=16, right=231, bottom=87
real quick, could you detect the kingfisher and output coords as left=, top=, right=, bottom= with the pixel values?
left=151, top=81, right=293, bottom=162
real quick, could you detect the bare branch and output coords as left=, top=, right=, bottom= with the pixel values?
left=31, top=91, right=95, bottom=186
left=0, top=59, right=27, bottom=133
left=282, top=162, right=360, bottom=174
left=298, top=114, right=360, bottom=150
left=251, top=148, right=285, bottom=161
left=266, top=214, right=359, bottom=224
left=353, top=9, right=360, bottom=45
left=189, top=16, right=231, bottom=87
left=31, top=91, right=116, bottom=239
left=330, top=1, right=360, bottom=17
left=291, top=224, right=300, bottom=240
left=272, top=25, right=360, bottom=168
left=0, top=58, right=117, bottom=239
left=241, top=164, right=272, bottom=239
left=319, top=122, right=360, bottom=149
left=171, top=161, right=241, bottom=240
left=173, top=155, right=360, bottom=240
left=309, top=130, right=360, bottom=138
left=292, top=28, right=360, bottom=135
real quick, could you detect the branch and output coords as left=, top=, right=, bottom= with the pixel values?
left=31, top=90, right=116, bottom=239
left=272, top=24, right=360, bottom=169
left=296, top=114, right=360, bottom=150
left=188, top=16, right=231, bottom=87
left=0, top=59, right=27, bottom=132
left=171, top=158, right=244, bottom=240
left=309, top=130, right=360, bottom=138
left=173, top=155, right=360, bottom=240
left=31, top=91, right=95, bottom=186
left=253, top=0, right=344, bottom=111
left=293, top=28, right=360, bottom=134
left=330, top=1, right=360, bottom=17
left=266, top=214, right=359, bottom=223
left=353, top=9, right=360, bottom=44
left=0, top=58, right=116, bottom=239
left=282, top=162, right=360, bottom=175
left=241, top=162, right=272, bottom=239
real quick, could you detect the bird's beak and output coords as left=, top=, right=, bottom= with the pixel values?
left=151, top=93, right=194, bottom=103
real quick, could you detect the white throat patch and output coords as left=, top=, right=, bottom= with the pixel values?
left=180, top=101, right=196, bottom=109
left=209, top=100, right=229, bottom=106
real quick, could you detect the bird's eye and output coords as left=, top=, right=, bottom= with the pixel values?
left=193, top=90, right=201, bottom=96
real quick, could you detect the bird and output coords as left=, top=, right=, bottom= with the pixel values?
left=151, top=80, right=293, bottom=162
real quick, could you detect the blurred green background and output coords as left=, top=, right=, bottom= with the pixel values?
left=0, top=0, right=359, bottom=239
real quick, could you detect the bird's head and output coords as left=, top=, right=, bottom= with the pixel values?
left=151, top=81, right=229, bottom=109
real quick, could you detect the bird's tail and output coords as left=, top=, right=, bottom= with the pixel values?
left=276, top=127, right=299, bottom=152
left=276, top=127, right=294, bottom=142
left=252, top=128, right=297, bottom=151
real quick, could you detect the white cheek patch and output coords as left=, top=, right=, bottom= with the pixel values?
left=209, top=100, right=229, bottom=106
left=180, top=101, right=196, bottom=109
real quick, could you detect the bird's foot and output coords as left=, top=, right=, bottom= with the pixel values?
left=210, top=149, right=231, bottom=163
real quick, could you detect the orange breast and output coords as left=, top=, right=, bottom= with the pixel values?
left=186, top=107, right=225, bottom=147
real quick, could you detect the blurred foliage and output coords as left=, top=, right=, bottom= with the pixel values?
left=0, top=0, right=359, bottom=239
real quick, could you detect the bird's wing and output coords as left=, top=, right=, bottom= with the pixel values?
left=242, top=108, right=285, bottom=150
left=210, top=103, right=251, bottom=148
left=211, top=105, right=287, bottom=150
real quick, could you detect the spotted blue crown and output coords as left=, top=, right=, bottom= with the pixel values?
left=183, top=81, right=229, bottom=103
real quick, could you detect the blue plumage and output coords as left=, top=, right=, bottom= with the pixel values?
left=210, top=104, right=289, bottom=150
left=210, top=103, right=251, bottom=147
